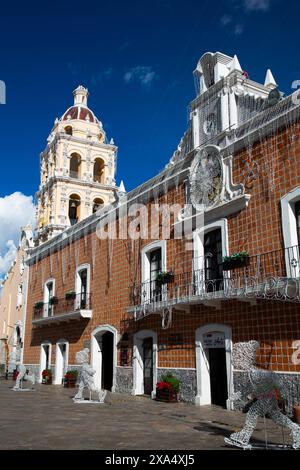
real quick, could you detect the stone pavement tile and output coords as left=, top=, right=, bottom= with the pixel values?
left=0, top=380, right=296, bottom=450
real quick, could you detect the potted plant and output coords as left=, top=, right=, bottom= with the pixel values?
left=64, top=370, right=78, bottom=388
left=49, top=296, right=58, bottom=306
left=34, top=301, right=44, bottom=311
left=222, top=251, right=250, bottom=270
left=65, top=291, right=76, bottom=300
left=42, top=369, right=52, bottom=384
left=156, top=271, right=174, bottom=284
left=155, top=373, right=180, bottom=402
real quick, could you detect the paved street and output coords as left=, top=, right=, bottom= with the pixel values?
left=0, top=380, right=295, bottom=450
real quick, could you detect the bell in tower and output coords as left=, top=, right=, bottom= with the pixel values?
left=35, top=86, right=119, bottom=244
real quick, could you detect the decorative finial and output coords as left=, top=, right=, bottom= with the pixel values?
left=264, top=69, right=277, bottom=88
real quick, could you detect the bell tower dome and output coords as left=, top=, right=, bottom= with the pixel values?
left=36, top=86, right=118, bottom=244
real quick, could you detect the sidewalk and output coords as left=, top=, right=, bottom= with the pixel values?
left=0, top=380, right=295, bottom=450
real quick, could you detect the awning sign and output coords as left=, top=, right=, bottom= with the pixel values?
left=203, top=331, right=225, bottom=349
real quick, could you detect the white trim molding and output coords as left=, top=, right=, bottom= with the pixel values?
left=132, top=329, right=158, bottom=398
left=195, top=324, right=233, bottom=409
left=54, top=339, right=69, bottom=385
left=91, top=324, right=118, bottom=392
left=39, top=341, right=52, bottom=383
left=141, top=240, right=167, bottom=284
left=281, top=187, right=300, bottom=277
left=193, top=218, right=229, bottom=270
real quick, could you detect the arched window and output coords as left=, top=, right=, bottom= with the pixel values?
left=93, top=158, right=105, bottom=183
left=68, top=194, right=81, bottom=226
left=65, top=126, right=73, bottom=136
left=93, top=198, right=104, bottom=214
left=69, top=153, right=81, bottom=179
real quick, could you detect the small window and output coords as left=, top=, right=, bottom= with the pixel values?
left=93, top=158, right=105, bottom=183
left=93, top=198, right=104, bottom=214
left=69, top=194, right=81, bottom=225
left=295, top=201, right=300, bottom=247
left=65, top=126, right=73, bottom=136
left=69, top=153, right=81, bottom=179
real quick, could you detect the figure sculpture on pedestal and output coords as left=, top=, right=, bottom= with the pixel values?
left=73, top=348, right=106, bottom=403
left=225, top=340, right=300, bottom=450
left=13, top=364, right=35, bottom=390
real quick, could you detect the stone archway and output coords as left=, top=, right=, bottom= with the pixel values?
left=132, top=329, right=157, bottom=398
left=91, top=325, right=117, bottom=391
left=195, top=324, right=233, bottom=409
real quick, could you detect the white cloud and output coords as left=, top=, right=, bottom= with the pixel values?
left=0, top=240, right=17, bottom=279
left=91, top=68, right=113, bottom=86
left=0, top=192, right=35, bottom=279
left=220, top=14, right=232, bottom=26
left=234, top=24, right=244, bottom=35
left=243, top=0, right=270, bottom=11
left=124, top=66, right=157, bottom=88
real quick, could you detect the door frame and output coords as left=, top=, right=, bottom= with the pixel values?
left=54, top=340, right=69, bottom=385
left=91, top=325, right=117, bottom=391
left=195, top=324, right=233, bottom=409
left=132, top=329, right=157, bottom=398
left=39, top=341, right=52, bottom=383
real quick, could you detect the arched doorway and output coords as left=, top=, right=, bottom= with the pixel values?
left=54, top=340, right=69, bottom=385
left=91, top=325, right=117, bottom=391
left=39, top=342, right=52, bottom=383
left=133, top=329, right=157, bottom=397
left=195, top=324, right=233, bottom=409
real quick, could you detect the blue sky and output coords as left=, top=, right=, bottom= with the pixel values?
left=0, top=0, right=300, bottom=277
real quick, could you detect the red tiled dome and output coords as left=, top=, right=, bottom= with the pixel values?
left=62, top=106, right=97, bottom=123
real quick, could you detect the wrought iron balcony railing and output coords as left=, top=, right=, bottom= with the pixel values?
left=33, top=293, right=92, bottom=322
left=128, top=245, right=300, bottom=317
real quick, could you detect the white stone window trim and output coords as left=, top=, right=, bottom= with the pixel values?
left=195, top=324, right=233, bottom=410
left=193, top=218, right=229, bottom=271
left=75, top=263, right=91, bottom=309
left=54, top=339, right=69, bottom=385
left=43, top=278, right=56, bottom=318
left=281, top=187, right=300, bottom=277
left=141, top=240, right=167, bottom=303
left=91, top=324, right=118, bottom=392
left=132, top=329, right=157, bottom=398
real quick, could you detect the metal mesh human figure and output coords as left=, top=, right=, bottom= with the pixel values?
left=73, top=348, right=106, bottom=403
left=225, top=340, right=300, bottom=450
left=13, top=364, right=35, bottom=390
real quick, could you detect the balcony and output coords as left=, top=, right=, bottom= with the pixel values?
left=128, top=246, right=300, bottom=320
left=32, top=294, right=92, bottom=326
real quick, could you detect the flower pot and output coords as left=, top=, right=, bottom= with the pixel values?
left=42, top=377, right=52, bottom=385
left=222, top=257, right=250, bottom=271
left=65, top=292, right=76, bottom=300
left=64, top=378, right=77, bottom=388
left=294, top=405, right=300, bottom=424
left=155, top=388, right=178, bottom=403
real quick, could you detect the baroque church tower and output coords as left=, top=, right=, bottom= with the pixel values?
left=36, top=86, right=118, bottom=243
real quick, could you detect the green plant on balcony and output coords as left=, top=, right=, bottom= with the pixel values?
left=34, top=301, right=44, bottom=311
left=156, top=271, right=174, bottom=284
left=65, top=291, right=76, bottom=300
left=222, top=251, right=249, bottom=270
left=49, top=296, right=58, bottom=305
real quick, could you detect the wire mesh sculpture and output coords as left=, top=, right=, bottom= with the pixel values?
left=73, top=348, right=106, bottom=403
left=13, top=364, right=35, bottom=391
left=225, top=341, right=300, bottom=449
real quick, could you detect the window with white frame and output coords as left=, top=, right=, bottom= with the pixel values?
left=281, top=188, right=300, bottom=277
left=193, top=219, right=228, bottom=293
left=75, top=265, right=90, bottom=309
left=44, top=279, right=55, bottom=317
left=141, top=241, right=166, bottom=303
